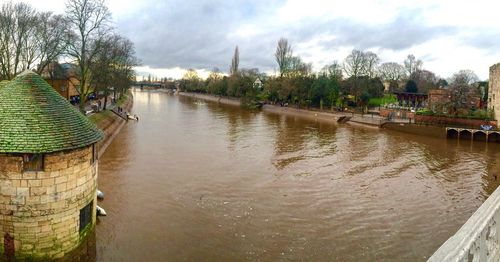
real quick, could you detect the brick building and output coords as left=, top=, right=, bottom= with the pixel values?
left=428, top=89, right=450, bottom=113
left=0, top=71, right=103, bottom=259
left=41, top=62, right=80, bottom=102
left=489, top=63, right=500, bottom=120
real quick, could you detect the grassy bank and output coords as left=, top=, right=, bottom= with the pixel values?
left=368, top=94, right=397, bottom=107
left=88, top=110, right=113, bottom=125
left=88, top=92, right=130, bottom=125
left=116, top=92, right=129, bottom=106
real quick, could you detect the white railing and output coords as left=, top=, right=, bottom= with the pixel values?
left=429, top=186, right=500, bottom=262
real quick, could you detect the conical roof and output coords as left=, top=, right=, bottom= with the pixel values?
left=0, top=70, right=103, bottom=153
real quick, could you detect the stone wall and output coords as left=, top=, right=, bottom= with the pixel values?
left=414, top=115, right=497, bottom=128
left=382, top=122, right=446, bottom=138
left=178, top=92, right=242, bottom=107
left=0, top=145, right=97, bottom=259
left=96, top=92, right=133, bottom=157
left=489, top=63, right=500, bottom=120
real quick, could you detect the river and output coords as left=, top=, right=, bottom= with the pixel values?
left=92, top=89, right=500, bottom=261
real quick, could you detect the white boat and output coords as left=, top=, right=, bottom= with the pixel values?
left=96, top=205, right=107, bottom=216
left=97, top=190, right=104, bottom=200
left=126, top=114, right=139, bottom=121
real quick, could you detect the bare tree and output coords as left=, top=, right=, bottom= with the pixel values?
left=90, top=34, right=118, bottom=110
left=111, top=36, right=139, bottom=99
left=448, top=69, right=479, bottom=114
left=364, top=51, right=379, bottom=78
left=0, top=2, right=38, bottom=79
left=450, top=69, right=479, bottom=86
left=230, top=46, right=239, bottom=76
left=404, top=54, right=423, bottom=78
left=321, top=61, right=343, bottom=79
left=0, top=2, right=67, bottom=79
left=378, top=62, right=406, bottom=82
left=343, top=49, right=367, bottom=79
left=275, top=38, right=292, bottom=77
left=286, top=56, right=311, bottom=77
left=64, top=0, right=111, bottom=112
left=412, top=69, right=438, bottom=93
left=33, top=13, right=67, bottom=74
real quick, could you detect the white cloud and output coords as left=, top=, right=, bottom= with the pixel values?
left=8, top=0, right=500, bottom=79
left=135, top=66, right=210, bottom=80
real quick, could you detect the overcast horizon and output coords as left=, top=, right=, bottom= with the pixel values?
left=15, top=0, right=500, bottom=80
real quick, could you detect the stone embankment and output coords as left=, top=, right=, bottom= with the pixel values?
left=94, top=94, right=133, bottom=157
left=179, top=92, right=241, bottom=106
left=177, top=92, right=452, bottom=138
left=178, top=92, right=385, bottom=127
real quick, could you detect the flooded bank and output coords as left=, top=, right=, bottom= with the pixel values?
left=92, top=89, right=500, bottom=261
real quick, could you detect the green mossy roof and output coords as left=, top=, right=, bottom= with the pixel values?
left=0, top=80, right=9, bottom=88
left=0, top=71, right=103, bottom=153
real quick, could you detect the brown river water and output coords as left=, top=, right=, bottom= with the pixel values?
left=88, top=89, right=500, bottom=261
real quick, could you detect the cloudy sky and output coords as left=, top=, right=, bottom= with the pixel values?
left=16, top=0, right=500, bottom=80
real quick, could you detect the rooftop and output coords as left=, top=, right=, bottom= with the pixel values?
left=0, top=80, right=9, bottom=88
left=0, top=71, right=103, bottom=153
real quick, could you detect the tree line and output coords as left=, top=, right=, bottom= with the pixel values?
left=0, top=0, right=139, bottom=112
left=181, top=37, right=485, bottom=113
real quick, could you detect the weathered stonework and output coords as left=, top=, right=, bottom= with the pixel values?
left=0, top=145, right=97, bottom=260
left=488, top=63, right=500, bottom=120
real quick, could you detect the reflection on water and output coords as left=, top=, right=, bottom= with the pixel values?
left=88, top=89, right=500, bottom=261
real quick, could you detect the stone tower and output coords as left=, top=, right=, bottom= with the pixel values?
left=488, top=63, right=500, bottom=120
left=0, top=71, right=103, bottom=259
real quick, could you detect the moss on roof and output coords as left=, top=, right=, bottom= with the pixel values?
left=0, top=80, right=9, bottom=88
left=0, top=71, right=103, bottom=153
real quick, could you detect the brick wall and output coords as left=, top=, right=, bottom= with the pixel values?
left=415, top=115, right=497, bottom=128
left=379, top=108, right=415, bottom=119
left=0, top=145, right=97, bottom=259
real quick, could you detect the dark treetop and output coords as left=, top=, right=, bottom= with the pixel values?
left=0, top=71, right=103, bottom=153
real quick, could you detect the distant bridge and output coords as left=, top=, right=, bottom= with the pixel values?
left=133, top=82, right=162, bottom=88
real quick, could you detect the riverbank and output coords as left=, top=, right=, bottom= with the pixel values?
left=179, top=92, right=352, bottom=124
left=178, top=92, right=241, bottom=106
left=179, top=92, right=393, bottom=126
left=89, top=92, right=134, bottom=157
left=178, top=92, right=446, bottom=137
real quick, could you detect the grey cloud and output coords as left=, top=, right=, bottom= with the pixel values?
left=116, top=1, right=461, bottom=74
left=117, top=0, right=283, bottom=73
left=462, top=30, right=500, bottom=53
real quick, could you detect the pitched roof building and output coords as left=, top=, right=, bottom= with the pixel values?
left=41, top=62, right=80, bottom=101
left=0, top=71, right=103, bottom=259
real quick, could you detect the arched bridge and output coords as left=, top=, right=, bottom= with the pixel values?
left=446, top=127, right=500, bottom=142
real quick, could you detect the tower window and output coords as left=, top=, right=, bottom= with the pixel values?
left=91, top=144, right=97, bottom=164
left=23, top=154, right=44, bottom=172
left=79, top=201, right=93, bottom=232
